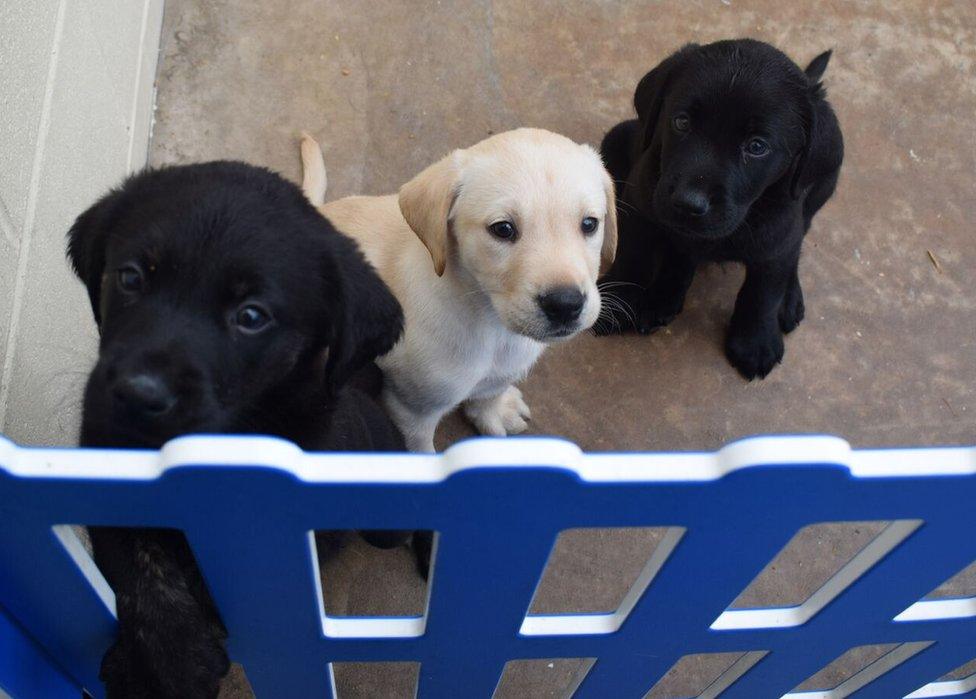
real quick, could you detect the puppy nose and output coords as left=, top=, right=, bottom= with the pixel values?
left=113, top=374, right=176, bottom=417
left=538, top=287, right=585, bottom=324
left=672, top=189, right=710, bottom=217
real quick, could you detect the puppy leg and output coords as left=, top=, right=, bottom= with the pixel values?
left=638, top=241, right=696, bottom=333
left=359, top=530, right=412, bottom=549
left=778, top=264, right=805, bottom=334
left=412, top=530, right=434, bottom=580
left=383, top=389, right=442, bottom=453
left=91, top=527, right=229, bottom=699
left=463, top=385, right=531, bottom=436
left=725, top=257, right=794, bottom=380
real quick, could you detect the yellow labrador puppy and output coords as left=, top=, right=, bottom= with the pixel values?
left=300, top=129, right=616, bottom=452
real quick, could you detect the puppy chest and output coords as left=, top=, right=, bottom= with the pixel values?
left=469, top=335, right=544, bottom=394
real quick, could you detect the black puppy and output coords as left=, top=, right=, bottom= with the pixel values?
left=598, top=39, right=844, bottom=379
left=68, top=162, right=413, bottom=698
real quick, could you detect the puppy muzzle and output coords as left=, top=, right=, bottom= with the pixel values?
left=82, top=346, right=216, bottom=448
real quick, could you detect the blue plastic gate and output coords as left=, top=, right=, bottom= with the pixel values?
left=1, top=433, right=975, bottom=698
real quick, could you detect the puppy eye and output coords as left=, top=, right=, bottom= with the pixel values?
left=672, top=113, right=690, bottom=133
left=744, top=138, right=771, bottom=158
left=117, top=264, right=145, bottom=294
left=234, top=303, right=273, bottom=334
left=581, top=217, right=599, bottom=235
left=488, top=220, right=518, bottom=242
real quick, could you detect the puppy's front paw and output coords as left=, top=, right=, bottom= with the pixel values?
left=779, top=285, right=805, bottom=334
left=635, top=300, right=681, bottom=335
left=100, top=639, right=153, bottom=698
left=101, top=630, right=229, bottom=699
left=464, top=386, right=531, bottom=436
left=725, top=326, right=785, bottom=380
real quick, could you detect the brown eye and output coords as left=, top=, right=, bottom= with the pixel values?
left=117, top=264, right=145, bottom=293
left=672, top=113, right=690, bottom=133
left=745, top=138, right=770, bottom=157
left=234, top=303, right=273, bottom=334
left=488, top=220, right=517, bottom=241
left=581, top=217, right=599, bottom=235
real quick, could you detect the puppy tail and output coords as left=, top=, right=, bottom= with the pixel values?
left=804, top=50, right=832, bottom=83
left=300, top=131, right=328, bottom=206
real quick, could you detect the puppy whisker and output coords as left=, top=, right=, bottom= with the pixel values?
left=591, top=308, right=623, bottom=334
left=611, top=196, right=641, bottom=217
left=604, top=294, right=637, bottom=325
left=598, top=280, right=644, bottom=291
left=599, top=292, right=637, bottom=327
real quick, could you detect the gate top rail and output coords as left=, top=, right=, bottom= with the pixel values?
left=3, top=433, right=975, bottom=483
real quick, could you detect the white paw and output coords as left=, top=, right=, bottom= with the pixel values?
left=464, top=386, right=531, bottom=436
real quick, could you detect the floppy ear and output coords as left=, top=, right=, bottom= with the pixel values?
left=599, top=167, right=618, bottom=275
left=789, top=101, right=818, bottom=199
left=633, top=43, right=699, bottom=149
left=322, top=235, right=404, bottom=391
left=789, top=50, right=832, bottom=199
left=398, top=150, right=465, bottom=276
left=66, top=189, right=125, bottom=326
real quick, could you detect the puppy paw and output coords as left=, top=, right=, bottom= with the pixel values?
left=635, top=309, right=675, bottom=335
left=725, top=326, right=785, bottom=380
left=404, top=433, right=437, bottom=454
left=173, top=635, right=229, bottom=699
left=464, top=386, right=531, bottom=436
left=634, top=297, right=684, bottom=335
left=101, top=628, right=229, bottom=699
left=100, top=639, right=152, bottom=698
left=779, top=285, right=805, bottom=334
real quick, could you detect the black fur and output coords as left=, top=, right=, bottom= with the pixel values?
left=598, top=39, right=844, bottom=379
left=68, top=161, right=412, bottom=697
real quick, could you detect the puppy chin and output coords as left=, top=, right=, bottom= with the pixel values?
left=80, top=416, right=181, bottom=449
left=653, top=199, right=740, bottom=240
left=502, top=313, right=584, bottom=343
left=542, top=327, right=583, bottom=343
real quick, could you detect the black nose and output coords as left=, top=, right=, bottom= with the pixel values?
left=538, top=287, right=585, bottom=325
left=672, top=189, right=710, bottom=217
left=112, top=374, right=176, bottom=417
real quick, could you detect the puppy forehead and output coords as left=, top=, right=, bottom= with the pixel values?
left=108, top=207, right=318, bottom=295
left=460, top=137, right=607, bottom=218
left=672, top=66, right=805, bottom=135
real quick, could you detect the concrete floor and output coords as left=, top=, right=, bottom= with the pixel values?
left=150, top=1, right=976, bottom=696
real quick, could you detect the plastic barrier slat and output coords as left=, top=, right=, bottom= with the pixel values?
left=0, top=604, right=79, bottom=699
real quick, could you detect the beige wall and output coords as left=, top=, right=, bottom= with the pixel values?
left=0, top=0, right=164, bottom=445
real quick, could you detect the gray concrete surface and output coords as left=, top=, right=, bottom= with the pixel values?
left=145, top=1, right=976, bottom=697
